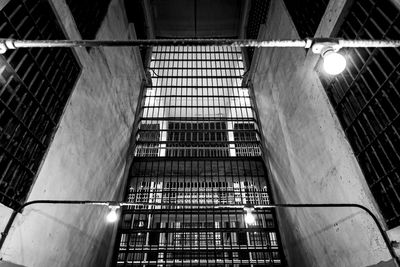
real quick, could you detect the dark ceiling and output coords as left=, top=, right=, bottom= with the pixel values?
left=126, top=0, right=245, bottom=38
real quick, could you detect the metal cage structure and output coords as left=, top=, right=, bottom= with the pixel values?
left=112, top=46, right=285, bottom=266
left=0, top=0, right=81, bottom=209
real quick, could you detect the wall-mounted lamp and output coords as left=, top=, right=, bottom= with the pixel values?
left=311, top=39, right=346, bottom=75
left=106, top=204, right=120, bottom=223
left=244, top=207, right=256, bottom=225
left=322, top=48, right=346, bottom=75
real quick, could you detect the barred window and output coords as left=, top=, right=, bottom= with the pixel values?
left=0, top=0, right=81, bottom=209
left=113, top=46, right=285, bottom=265
left=318, top=0, right=400, bottom=228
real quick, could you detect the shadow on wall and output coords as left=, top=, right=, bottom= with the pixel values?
left=366, top=259, right=397, bottom=267
left=0, top=261, right=26, bottom=267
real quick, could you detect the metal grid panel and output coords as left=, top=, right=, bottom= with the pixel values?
left=66, top=0, right=111, bottom=40
left=0, top=0, right=81, bottom=209
left=319, top=0, right=400, bottom=228
left=283, top=0, right=329, bottom=38
left=113, top=46, right=284, bottom=266
left=135, top=46, right=261, bottom=158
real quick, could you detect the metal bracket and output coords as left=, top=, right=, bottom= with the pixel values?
left=0, top=39, right=16, bottom=54
left=311, top=38, right=342, bottom=54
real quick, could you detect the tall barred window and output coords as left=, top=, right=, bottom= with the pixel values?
left=112, top=46, right=285, bottom=266
left=0, top=0, right=81, bottom=209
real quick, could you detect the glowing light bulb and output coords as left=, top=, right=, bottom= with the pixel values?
left=244, top=208, right=256, bottom=225
left=323, top=51, right=346, bottom=75
left=106, top=206, right=119, bottom=223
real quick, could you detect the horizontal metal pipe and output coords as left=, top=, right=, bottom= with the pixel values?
left=0, top=199, right=398, bottom=265
left=0, top=38, right=399, bottom=54
left=338, top=39, right=400, bottom=48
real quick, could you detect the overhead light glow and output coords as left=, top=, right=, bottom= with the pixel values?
left=323, top=50, right=346, bottom=75
left=244, top=208, right=256, bottom=225
left=106, top=205, right=120, bottom=223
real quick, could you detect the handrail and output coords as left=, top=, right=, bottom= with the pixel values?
left=0, top=201, right=398, bottom=265
left=1, top=38, right=400, bottom=54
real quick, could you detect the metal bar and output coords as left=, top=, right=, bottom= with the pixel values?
left=1, top=38, right=400, bottom=53
left=0, top=200, right=398, bottom=265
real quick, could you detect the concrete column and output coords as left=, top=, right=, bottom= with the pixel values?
left=0, top=0, right=143, bottom=266
left=251, top=0, right=395, bottom=266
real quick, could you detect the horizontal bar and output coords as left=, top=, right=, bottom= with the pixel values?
left=116, top=246, right=279, bottom=252
left=1, top=200, right=397, bottom=264
left=142, top=95, right=251, bottom=98
left=135, top=142, right=260, bottom=145
left=149, top=76, right=244, bottom=78
left=119, top=227, right=276, bottom=233
left=149, top=67, right=244, bottom=70
left=151, top=51, right=243, bottom=54
left=141, top=105, right=253, bottom=109
left=137, top=129, right=258, bottom=132
left=130, top=156, right=264, bottom=161
left=119, top=209, right=269, bottom=215
left=117, top=259, right=282, bottom=265
left=147, top=85, right=245, bottom=88
left=0, top=39, right=307, bottom=51
left=138, top=117, right=257, bottom=121
left=150, top=59, right=244, bottom=62
left=1, top=38, right=399, bottom=54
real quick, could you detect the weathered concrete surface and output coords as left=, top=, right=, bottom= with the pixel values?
left=251, top=0, right=393, bottom=266
left=0, top=0, right=143, bottom=266
left=0, top=261, right=25, bottom=267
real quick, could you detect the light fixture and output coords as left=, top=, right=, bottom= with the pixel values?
left=322, top=49, right=346, bottom=75
left=106, top=205, right=120, bottom=223
left=311, top=39, right=347, bottom=75
left=244, top=207, right=256, bottom=225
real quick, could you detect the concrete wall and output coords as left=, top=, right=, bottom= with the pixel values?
left=0, top=0, right=143, bottom=266
left=251, top=0, right=396, bottom=266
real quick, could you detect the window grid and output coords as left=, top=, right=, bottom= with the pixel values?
left=135, top=46, right=261, bottom=158
left=319, top=0, right=400, bottom=228
left=113, top=46, right=284, bottom=266
left=0, top=0, right=81, bottom=209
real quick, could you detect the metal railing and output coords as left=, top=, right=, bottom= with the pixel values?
left=0, top=200, right=398, bottom=265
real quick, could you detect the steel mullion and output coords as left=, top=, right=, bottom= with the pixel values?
left=0, top=98, right=46, bottom=150
left=0, top=57, right=57, bottom=126
left=0, top=143, right=35, bottom=176
left=355, top=113, right=399, bottom=156
left=334, top=49, right=378, bottom=110
left=369, top=166, right=399, bottom=189
left=342, top=60, right=400, bottom=133
left=8, top=18, right=66, bottom=104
